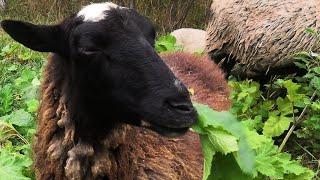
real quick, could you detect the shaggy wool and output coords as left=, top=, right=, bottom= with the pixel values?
left=33, top=52, right=230, bottom=179
left=206, top=0, right=320, bottom=77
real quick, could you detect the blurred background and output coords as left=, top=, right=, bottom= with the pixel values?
left=0, top=0, right=211, bottom=33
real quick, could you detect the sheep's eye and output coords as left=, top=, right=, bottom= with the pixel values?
left=79, top=47, right=100, bottom=55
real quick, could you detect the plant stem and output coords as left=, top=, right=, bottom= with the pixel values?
left=279, top=124, right=296, bottom=152
left=278, top=91, right=317, bottom=152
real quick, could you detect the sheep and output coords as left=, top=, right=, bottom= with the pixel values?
left=113, top=52, right=230, bottom=179
left=33, top=50, right=229, bottom=179
left=206, top=0, right=320, bottom=79
left=171, top=28, right=206, bottom=53
left=2, top=2, right=230, bottom=179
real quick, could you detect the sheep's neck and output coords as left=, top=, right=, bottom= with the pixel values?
left=51, top=54, right=122, bottom=143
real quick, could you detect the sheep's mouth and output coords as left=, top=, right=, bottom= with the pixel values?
left=140, top=120, right=189, bottom=137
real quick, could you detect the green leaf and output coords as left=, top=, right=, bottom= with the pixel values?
left=311, top=76, right=320, bottom=90
left=0, top=84, right=14, bottom=115
left=253, top=143, right=314, bottom=179
left=284, top=170, right=315, bottom=180
left=276, top=97, right=292, bottom=115
left=294, top=62, right=307, bottom=69
left=242, top=95, right=254, bottom=113
left=243, top=127, right=273, bottom=150
left=193, top=103, right=255, bottom=175
left=207, top=128, right=238, bottom=154
left=5, top=109, right=32, bottom=127
left=237, top=92, right=248, bottom=101
left=31, top=77, right=40, bottom=87
left=282, top=80, right=301, bottom=102
left=26, top=99, right=39, bottom=113
left=241, top=115, right=262, bottom=131
left=14, top=69, right=36, bottom=88
left=0, top=148, right=31, bottom=180
left=311, top=101, right=320, bottom=110
left=255, top=144, right=284, bottom=179
left=155, top=35, right=182, bottom=53
left=212, top=153, right=252, bottom=180
left=7, top=65, right=18, bottom=72
left=312, top=67, right=320, bottom=74
left=278, top=154, right=306, bottom=175
left=263, top=114, right=292, bottom=137
left=200, top=135, right=215, bottom=180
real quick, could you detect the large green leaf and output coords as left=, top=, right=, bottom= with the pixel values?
left=200, top=135, right=215, bottom=180
left=242, top=125, right=273, bottom=150
left=192, top=103, right=255, bottom=177
left=255, top=144, right=284, bottom=178
left=263, top=114, right=292, bottom=137
left=254, top=144, right=314, bottom=179
left=212, top=153, right=252, bottom=180
left=3, top=109, right=33, bottom=127
left=0, top=149, right=31, bottom=180
left=207, top=128, right=238, bottom=154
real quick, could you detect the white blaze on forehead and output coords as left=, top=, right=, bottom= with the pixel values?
left=77, top=2, right=120, bottom=22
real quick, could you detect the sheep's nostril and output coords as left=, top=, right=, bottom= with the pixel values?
left=168, top=101, right=193, bottom=113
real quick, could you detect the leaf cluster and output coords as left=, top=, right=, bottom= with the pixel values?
left=155, top=34, right=183, bottom=53
left=0, top=35, right=44, bottom=179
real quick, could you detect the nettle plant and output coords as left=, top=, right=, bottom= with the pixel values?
left=229, top=28, right=320, bottom=179
left=229, top=79, right=316, bottom=179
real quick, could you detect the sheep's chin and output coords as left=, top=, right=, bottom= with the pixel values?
left=140, top=120, right=189, bottom=138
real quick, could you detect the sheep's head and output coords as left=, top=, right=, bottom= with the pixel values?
left=1, top=2, right=197, bottom=137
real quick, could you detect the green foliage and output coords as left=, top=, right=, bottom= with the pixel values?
left=0, top=143, right=32, bottom=180
left=0, top=34, right=44, bottom=179
left=229, top=78, right=318, bottom=179
left=244, top=127, right=314, bottom=179
left=155, top=35, right=182, bottom=53
left=193, top=103, right=314, bottom=180
left=227, top=29, right=320, bottom=179
left=293, top=49, right=320, bottom=143
left=192, top=103, right=255, bottom=179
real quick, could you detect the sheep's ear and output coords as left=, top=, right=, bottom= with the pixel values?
left=1, top=20, right=63, bottom=53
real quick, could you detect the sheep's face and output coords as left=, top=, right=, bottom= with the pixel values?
left=1, top=3, right=197, bottom=137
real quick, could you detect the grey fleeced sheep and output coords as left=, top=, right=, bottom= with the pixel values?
left=171, top=28, right=206, bottom=53
left=206, top=0, right=320, bottom=78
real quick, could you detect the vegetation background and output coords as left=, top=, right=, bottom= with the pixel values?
left=0, top=0, right=211, bottom=32
left=0, top=0, right=319, bottom=179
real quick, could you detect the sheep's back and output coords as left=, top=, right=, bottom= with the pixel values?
left=171, top=28, right=206, bottom=53
left=206, top=0, right=320, bottom=74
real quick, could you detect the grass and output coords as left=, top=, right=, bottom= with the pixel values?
left=0, top=0, right=211, bottom=32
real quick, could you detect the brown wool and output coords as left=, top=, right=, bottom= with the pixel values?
left=33, top=52, right=230, bottom=179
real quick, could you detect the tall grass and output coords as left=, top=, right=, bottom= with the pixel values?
left=0, top=0, right=211, bottom=33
